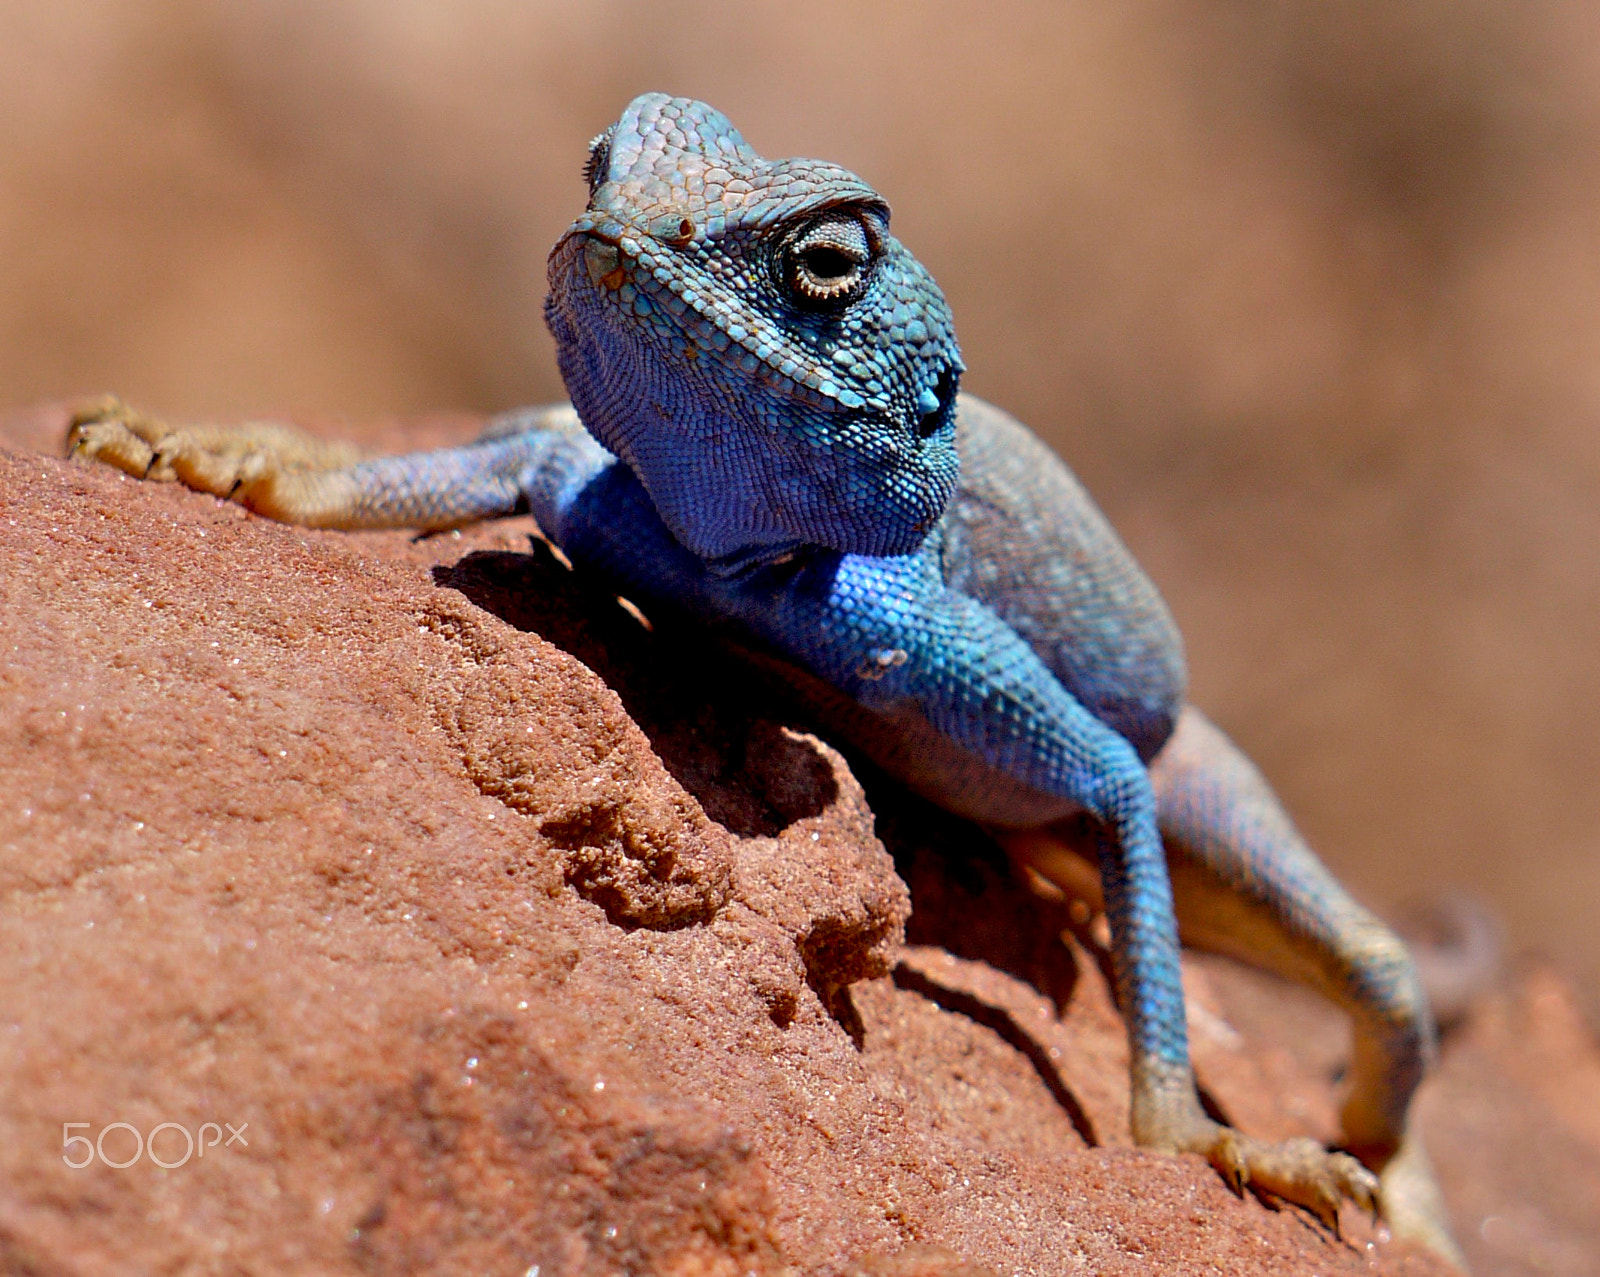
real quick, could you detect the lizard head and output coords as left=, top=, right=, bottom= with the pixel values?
left=545, top=93, right=964, bottom=565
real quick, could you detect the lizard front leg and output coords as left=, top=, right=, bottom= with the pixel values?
left=66, top=397, right=607, bottom=532
left=548, top=496, right=1383, bottom=1232
left=803, top=556, right=1378, bottom=1229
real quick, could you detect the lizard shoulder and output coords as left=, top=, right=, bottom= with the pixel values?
left=942, top=393, right=1186, bottom=761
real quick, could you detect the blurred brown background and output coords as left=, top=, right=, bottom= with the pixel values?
left=2, top=2, right=1597, bottom=1011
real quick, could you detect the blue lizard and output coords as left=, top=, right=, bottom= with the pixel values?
left=67, top=93, right=1458, bottom=1263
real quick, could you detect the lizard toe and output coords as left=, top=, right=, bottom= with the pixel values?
left=166, top=440, right=259, bottom=498
left=66, top=416, right=157, bottom=478
left=66, top=396, right=188, bottom=481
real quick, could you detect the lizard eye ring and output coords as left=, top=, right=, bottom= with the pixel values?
left=784, top=214, right=871, bottom=306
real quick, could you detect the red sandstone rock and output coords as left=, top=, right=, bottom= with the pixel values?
left=2, top=407, right=1595, bottom=1275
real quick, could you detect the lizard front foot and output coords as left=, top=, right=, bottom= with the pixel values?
left=1138, top=1087, right=1379, bottom=1234
left=66, top=395, right=361, bottom=523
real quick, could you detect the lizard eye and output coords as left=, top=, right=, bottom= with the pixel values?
left=785, top=214, right=871, bottom=306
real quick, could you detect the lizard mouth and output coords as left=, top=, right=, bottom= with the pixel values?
left=578, top=235, right=626, bottom=292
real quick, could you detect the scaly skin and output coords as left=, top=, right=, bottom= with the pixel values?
left=67, top=94, right=1461, bottom=1263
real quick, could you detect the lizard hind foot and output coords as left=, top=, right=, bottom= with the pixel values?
left=1374, top=1132, right=1467, bottom=1267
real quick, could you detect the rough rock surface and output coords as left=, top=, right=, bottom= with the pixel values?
left=2, top=406, right=1597, bottom=1275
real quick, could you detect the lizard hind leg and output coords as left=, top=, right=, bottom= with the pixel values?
left=1149, top=705, right=1464, bottom=1266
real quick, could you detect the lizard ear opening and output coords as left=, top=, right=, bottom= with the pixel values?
left=916, top=365, right=960, bottom=439
left=583, top=127, right=615, bottom=197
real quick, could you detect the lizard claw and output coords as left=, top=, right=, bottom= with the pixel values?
left=1208, top=1125, right=1247, bottom=1195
